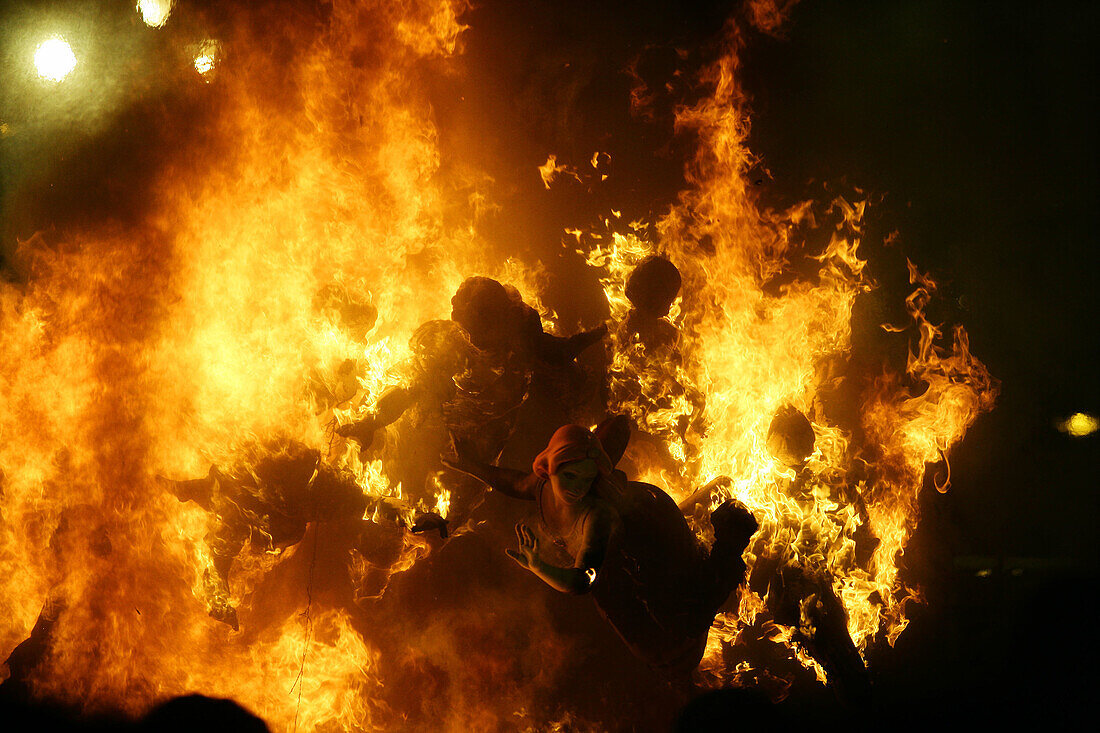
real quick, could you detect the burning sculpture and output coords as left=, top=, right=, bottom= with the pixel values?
left=446, top=421, right=759, bottom=676
left=0, top=0, right=998, bottom=729
left=335, top=276, right=605, bottom=524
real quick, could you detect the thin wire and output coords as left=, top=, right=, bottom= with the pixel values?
left=291, top=520, right=320, bottom=732
left=293, top=417, right=334, bottom=732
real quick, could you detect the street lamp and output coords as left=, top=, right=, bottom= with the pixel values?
left=33, top=37, right=77, bottom=82
left=137, top=0, right=173, bottom=28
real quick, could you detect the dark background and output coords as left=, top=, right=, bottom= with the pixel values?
left=1, top=0, right=1096, bottom=727
left=451, top=0, right=1100, bottom=720
left=740, top=0, right=1098, bottom=722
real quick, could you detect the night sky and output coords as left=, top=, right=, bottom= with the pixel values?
left=741, top=1, right=1098, bottom=717
left=1, top=0, right=1095, bottom=725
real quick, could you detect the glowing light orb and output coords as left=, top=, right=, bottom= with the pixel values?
left=137, top=0, right=173, bottom=28
left=193, top=41, right=218, bottom=79
left=1058, top=412, right=1099, bottom=438
left=34, top=38, right=77, bottom=82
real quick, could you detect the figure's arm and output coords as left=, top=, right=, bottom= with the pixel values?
left=336, top=386, right=416, bottom=447
left=536, top=324, right=608, bottom=364
left=563, top=324, right=608, bottom=361
left=507, top=511, right=614, bottom=595
left=440, top=437, right=539, bottom=500
left=677, top=475, right=732, bottom=515
left=365, top=496, right=449, bottom=538
left=372, top=386, right=417, bottom=427
left=156, top=465, right=222, bottom=510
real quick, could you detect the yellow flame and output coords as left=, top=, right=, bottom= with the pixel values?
left=1, top=0, right=478, bottom=721
left=1059, top=412, right=1098, bottom=437
left=432, top=482, right=452, bottom=519
left=538, top=154, right=583, bottom=189
left=575, top=24, right=998, bottom=693
left=0, top=0, right=998, bottom=721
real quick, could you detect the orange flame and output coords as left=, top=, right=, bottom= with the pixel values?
left=0, top=0, right=997, bottom=724
left=579, top=20, right=998, bottom=692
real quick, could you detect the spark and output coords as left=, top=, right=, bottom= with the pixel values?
left=1058, top=412, right=1098, bottom=438
left=34, top=38, right=77, bottom=82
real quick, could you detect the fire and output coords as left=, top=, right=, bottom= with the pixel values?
left=537, top=155, right=583, bottom=190
left=1, top=0, right=481, bottom=721
left=0, top=0, right=997, bottom=726
left=577, top=16, right=998, bottom=693
left=250, top=610, right=385, bottom=731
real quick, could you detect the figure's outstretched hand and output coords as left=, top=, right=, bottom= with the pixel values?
left=335, top=415, right=377, bottom=449
left=711, top=499, right=759, bottom=547
left=410, top=511, right=450, bottom=539
left=505, top=522, right=540, bottom=570
left=564, top=324, right=608, bottom=362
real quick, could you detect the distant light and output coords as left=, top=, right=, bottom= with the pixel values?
left=137, top=0, right=173, bottom=28
left=1058, top=412, right=1098, bottom=438
left=194, top=40, right=218, bottom=79
left=34, top=38, right=77, bottom=82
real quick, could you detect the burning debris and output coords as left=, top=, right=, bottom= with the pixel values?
left=765, top=405, right=815, bottom=469
left=159, top=437, right=449, bottom=629
left=0, top=0, right=998, bottom=729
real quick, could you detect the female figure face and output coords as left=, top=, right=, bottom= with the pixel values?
left=549, top=458, right=599, bottom=505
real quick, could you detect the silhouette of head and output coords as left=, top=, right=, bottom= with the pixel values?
left=625, top=256, right=681, bottom=317
left=451, top=277, right=542, bottom=352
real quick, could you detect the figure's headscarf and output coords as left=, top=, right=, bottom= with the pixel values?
left=533, top=425, right=622, bottom=499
